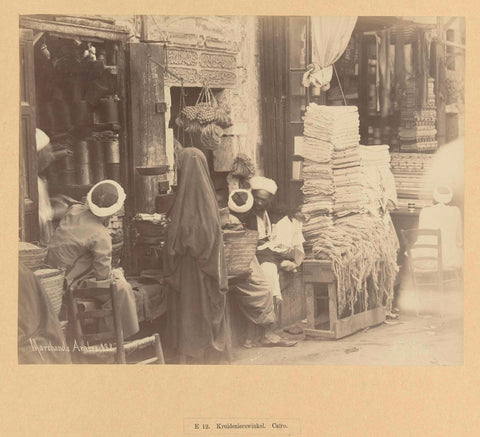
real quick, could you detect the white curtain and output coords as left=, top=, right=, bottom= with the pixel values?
left=303, top=16, right=357, bottom=90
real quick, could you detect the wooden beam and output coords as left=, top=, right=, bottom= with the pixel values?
left=304, top=328, right=337, bottom=340
left=20, top=17, right=129, bottom=41
left=435, top=38, right=465, bottom=50
left=33, top=31, right=44, bottom=45
left=334, top=306, right=386, bottom=339
left=442, top=17, right=457, bottom=32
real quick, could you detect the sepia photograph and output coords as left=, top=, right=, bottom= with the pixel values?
left=18, top=14, right=465, bottom=366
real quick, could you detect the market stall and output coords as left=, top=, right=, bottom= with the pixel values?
left=290, top=17, right=463, bottom=337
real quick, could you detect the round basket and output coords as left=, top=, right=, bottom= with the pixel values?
left=19, top=242, right=48, bottom=270
left=34, top=268, right=65, bottom=316
left=223, top=229, right=259, bottom=277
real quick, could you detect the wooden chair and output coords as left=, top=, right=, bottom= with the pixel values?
left=400, top=228, right=459, bottom=315
left=67, top=280, right=165, bottom=364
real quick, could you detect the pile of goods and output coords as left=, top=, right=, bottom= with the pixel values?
left=399, top=78, right=438, bottom=153
left=175, top=84, right=233, bottom=150
left=299, top=104, right=366, bottom=249
left=311, top=214, right=399, bottom=316
left=359, top=144, right=396, bottom=214
left=299, top=104, right=398, bottom=315
left=390, top=152, right=434, bottom=208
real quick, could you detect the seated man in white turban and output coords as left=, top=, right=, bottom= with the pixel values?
left=245, top=177, right=305, bottom=302
left=46, top=180, right=139, bottom=339
left=414, top=185, right=463, bottom=271
left=228, top=177, right=300, bottom=348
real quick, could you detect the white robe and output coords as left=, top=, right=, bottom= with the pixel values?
left=256, top=213, right=305, bottom=301
left=414, top=203, right=463, bottom=269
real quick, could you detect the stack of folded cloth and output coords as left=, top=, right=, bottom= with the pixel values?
left=299, top=104, right=367, bottom=249
left=399, top=78, right=438, bottom=153
left=390, top=152, right=434, bottom=208
left=359, top=145, right=394, bottom=213
left=332, top=147, right=366, bottom=217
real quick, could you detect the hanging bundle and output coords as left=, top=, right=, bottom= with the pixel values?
left=174, top=82, right=234, bottom=150
left=230, top=153, right=256, bottom=179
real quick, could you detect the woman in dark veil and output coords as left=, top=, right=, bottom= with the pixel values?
left=164, top=147, right=229, bottom=363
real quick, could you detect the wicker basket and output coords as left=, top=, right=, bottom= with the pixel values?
left=19, top=242, right=48, bottom=270
left=223, top=229, right=259, bottom=277
left=34, top=268, right=65, bottom=316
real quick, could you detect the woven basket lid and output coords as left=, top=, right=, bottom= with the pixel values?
left=19, top=242, right=46, bottom=253
left=34, top=268, right=63, bottom=279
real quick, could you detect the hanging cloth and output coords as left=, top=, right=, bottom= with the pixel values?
left=414, top=28, right=432, bottom=109
left=393, top=25, right=406, bottom=113
left=379, top=29, right=393, bottom=118
left=303, top=17, right=357, bottom=91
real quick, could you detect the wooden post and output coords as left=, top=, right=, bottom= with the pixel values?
left=153, top=333, right=165, bottom=364
left=305, top=283, right=315, bottom=329
left=328, top=282, right=338, bottom=331
left=111, top=282, right=126, bottom=364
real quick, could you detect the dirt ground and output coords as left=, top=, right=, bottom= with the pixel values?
left=230, top=282, right=463, bottom=366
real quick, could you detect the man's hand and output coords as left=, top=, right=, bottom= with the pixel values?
left=280, top=260, right=297, bottom=272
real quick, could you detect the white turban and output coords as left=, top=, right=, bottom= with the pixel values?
left=86, top=180, right=126, bottom=217
left=228, top=189, right=254, bottom=214
left=36, top=129, right=51, bottom=152
left=249, top=176, right=277, bottom=196
left=433, top=185, right=453, bottom=205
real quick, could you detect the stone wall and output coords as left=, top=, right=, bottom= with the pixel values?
left=112, top=15, right=263, bottom=176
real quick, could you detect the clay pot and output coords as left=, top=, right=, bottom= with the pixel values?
left=76, top=164, right=91, bottom=185
left=74, top=140, right=90, bottom=165
left=105, top=163, right=120, bottom=182
left=96, top=97, right=119, bottom=124
left=86, top=80, right=110, bottom=106
left=103, top=140, right=120, bottom=164
left=71, top=100, right=91, bottom=126
left=90, top=162, right=106, bottom=183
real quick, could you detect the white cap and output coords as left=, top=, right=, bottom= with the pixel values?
left=433, top=185, right=453, bottom=205
left=36, top=129, right=51, bottom=152
left=228, top=189, right=254, bottom=214
left=249, top=176, right=278, bottom=196
left=86, top=180, right=126, bottom=217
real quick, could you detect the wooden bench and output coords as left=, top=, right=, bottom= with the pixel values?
left=303, top=259, right=386, bottom=340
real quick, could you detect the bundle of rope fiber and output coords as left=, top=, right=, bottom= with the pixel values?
left=312, top=213, right=398, bottom=316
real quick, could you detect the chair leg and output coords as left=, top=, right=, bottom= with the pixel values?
left=153, top=333, right=165, bottom=364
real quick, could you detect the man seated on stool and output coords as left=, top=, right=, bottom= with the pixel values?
left=228, top=176, right=299, bottom=348
left=242, top=177, right=305, bottom=305
left=46, top=180, right=139, bottom=339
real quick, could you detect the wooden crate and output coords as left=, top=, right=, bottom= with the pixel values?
left=303, top=259, right=386, bottom=340
left=277, top=270, right=305, bottom=328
